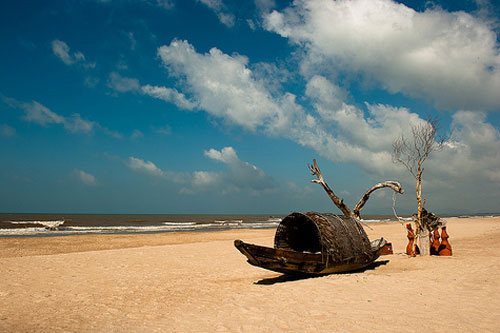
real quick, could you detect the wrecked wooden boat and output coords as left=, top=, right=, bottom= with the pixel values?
left=234, top=159, right=404, bottom=275
left=235, top=212, right=387, bottom=274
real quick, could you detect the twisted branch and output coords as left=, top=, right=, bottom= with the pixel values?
left=308, top=159, right=353, bottom=217
left=353, top=181, right=404, bottom=219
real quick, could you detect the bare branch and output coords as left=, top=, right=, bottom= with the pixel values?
left=353, top=181, right=404, bottom=219
left=308, top=159, right=353, bottom=217
left=392, top=114, right=448, bottom=180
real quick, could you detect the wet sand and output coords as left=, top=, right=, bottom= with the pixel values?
left=1, top=217, right=499, bottom=332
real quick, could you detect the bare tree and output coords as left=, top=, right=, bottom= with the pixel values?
left=392, top=116, right=446, bottom=255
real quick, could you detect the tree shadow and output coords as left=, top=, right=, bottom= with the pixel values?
left=255, top=260, right=390, bottom=285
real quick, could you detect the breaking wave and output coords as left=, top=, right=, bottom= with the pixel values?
left=6, top=220, right=65, bottom=230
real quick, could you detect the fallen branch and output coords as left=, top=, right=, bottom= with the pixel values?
left=353, top=181, right=404, bottom=219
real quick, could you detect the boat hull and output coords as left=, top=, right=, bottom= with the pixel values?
left=234, top=239, right=384, bottom=275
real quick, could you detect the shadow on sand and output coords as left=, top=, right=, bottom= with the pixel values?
left=255, top=259, right=390, bottom=285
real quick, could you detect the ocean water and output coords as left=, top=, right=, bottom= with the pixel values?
left=0, top=213, right=496, bottom=237
left=0, top=213, right=283, bottom=236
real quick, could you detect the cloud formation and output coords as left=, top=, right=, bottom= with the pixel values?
left=198, top=0, right=236, bottom=27
left=106, top=73, right=198, bottom=110
left=263, top=0, right=500, bottom=111
left=107, top=72, right=140, bottom=93
left=1, top=97, right=124, bottom=137
left=156, top=40, right=299, bottom=132
left=127, top=157, right=186, bottom=183
left=141, top=84, right=197, bottom=110
left=51, top=40, right=95, bottom=69
left=128, top=147, right=276, bottom=195
left=128, top=157, right=165, bottom=177
left=149, top=39, right=417, bottom=173
left=141, top=36, right=500, bottom=214
left=431, top=111, right=500, bottom=183
left=201, top=147, right=276, bottom=195
left=154, top=0, right=174, bottom=10
left=22, top=101, right=95, bottom=133
left=74, top=170, right=97, bottom=186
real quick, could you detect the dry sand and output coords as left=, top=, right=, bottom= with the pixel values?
left=1, top=217, right=499, bottom=332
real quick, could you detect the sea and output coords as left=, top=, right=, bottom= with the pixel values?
left=0, top=213, right=497, bottom=237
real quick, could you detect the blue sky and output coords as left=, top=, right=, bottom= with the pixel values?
left=1, top=0, right=499, bottom=215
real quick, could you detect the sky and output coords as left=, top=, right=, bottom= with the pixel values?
left=0, top=0, right=499, bottom=215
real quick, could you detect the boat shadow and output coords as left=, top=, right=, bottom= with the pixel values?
left=255, top=259, right=390, bottom=285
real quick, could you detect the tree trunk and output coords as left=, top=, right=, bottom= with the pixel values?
left=418, top=230, right=430, bottom=256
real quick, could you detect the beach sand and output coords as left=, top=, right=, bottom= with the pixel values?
left=1, top=217, right=499, bottom=332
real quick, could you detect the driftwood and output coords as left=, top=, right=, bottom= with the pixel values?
left=308, top=159, right=353, bottom=217
left=234, top=159, right=404, bottom=275
left=308, top=159, right=404, bottom=219
left=353, top=181, right=404, bottom=219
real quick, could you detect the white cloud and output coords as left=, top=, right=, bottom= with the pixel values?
left=154, top=0, right=174, bottom=10
left=473, top=0, right=500, bottom=29
left=152, top=40, right=411, bottom=173
left=107, top=72, right=140, bottom=93
left=156, top=40, right=295, bottom=132
left=192, top=171, right=222, bottom=187
left=1, top=97, right=123, bottom=137
left=63, top=113, right=96, bottom=133
left=198, top=0, right=236, bottom=27
left=128, top=157, right=165, bottom=177
left=51, top=40, right=95, bottom=69
left=74, top=170, right=97, bottom=186
left=127, top=156, right=186, bottom=183
left=430, top=111, right=500, bottom=182
left=254, top=0, right=276, bottom=13
left=128, top=148, right=276, bottom=195
left=200, top=146, right=277, bottom=195
left=22, top=101, right=65, bottom=126
left=148, top=33, right=500, bottom=188
left=204, top=146, right=238, bottom=163
left=20, top=101, right=95, bottom=133
left=141, top=84, right=197, bottom=110
left=51, top=40, right=78, bottom=65
left=305, top=75, right=423, bottom=154
left=264, top=0, right=500, bottom=111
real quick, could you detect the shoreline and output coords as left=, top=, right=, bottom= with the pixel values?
left=1, top=213, right=498, bottom=238
left=1, top=217, right=499, bottom=332
left=1, top=216, right=498, bottom=257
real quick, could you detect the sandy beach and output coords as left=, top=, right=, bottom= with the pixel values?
left=1, top=217, right=499, bottom=332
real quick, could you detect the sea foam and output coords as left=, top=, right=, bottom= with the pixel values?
left=8, top=220, right=65, bottom=230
